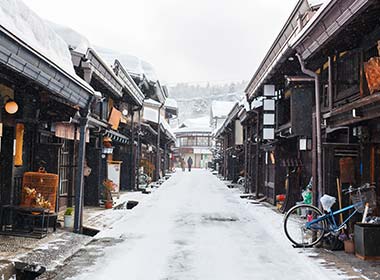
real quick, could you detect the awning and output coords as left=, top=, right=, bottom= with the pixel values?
left=103, top=129, right=129, bottom=144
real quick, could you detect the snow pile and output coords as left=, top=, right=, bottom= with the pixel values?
left=211, top=101, right=236, bottom=118
left=48, top=22, right=91, bottom=55
left=0, top=0, right=76, bottom=75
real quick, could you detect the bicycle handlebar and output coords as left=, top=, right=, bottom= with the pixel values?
left=342, top=183, right=374, bottom=195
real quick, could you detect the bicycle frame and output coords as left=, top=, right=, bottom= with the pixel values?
left=306, top=201, right=363, bottom=233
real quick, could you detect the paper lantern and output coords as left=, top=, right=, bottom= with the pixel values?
left=5, top=100, right=18, bottom=114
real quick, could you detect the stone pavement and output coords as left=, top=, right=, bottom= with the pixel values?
left=0, top=188, right=154, bottom=279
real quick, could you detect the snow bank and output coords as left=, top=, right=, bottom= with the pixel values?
left=0, top=0, right=77, bottom=76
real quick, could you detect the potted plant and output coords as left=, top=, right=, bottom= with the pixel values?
left=339, top=232, right=354, bottom=254
left=64, top=207, right=74, bottom=228
left=103, top=179, right=115, bottom=209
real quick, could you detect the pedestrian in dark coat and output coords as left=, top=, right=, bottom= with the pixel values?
left=187, top=156, right=193, bottom=172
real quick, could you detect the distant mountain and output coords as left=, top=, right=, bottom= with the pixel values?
left=169, top=81, right=247, bottom=123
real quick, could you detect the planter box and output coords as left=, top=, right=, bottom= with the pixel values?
left=344, top=240, right=354, bottom=254
left=354, top=223, right=380, bottom=260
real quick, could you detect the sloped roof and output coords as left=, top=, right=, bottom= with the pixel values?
left=175, top=116, right=212, bottom=134
left=0, top=0, right=78, bottom=78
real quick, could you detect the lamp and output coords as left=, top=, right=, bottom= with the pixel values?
left=5, top=99, right=18, bottom=114
left=1, top=95, right=18, bottom=114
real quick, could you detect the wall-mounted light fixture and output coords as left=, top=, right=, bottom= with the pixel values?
left=5, top=99, right=18, bottom=114
left=1, top=95, right=18, bottom=114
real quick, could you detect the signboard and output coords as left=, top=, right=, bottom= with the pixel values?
left=180, top=148, right=194, bottom=154
left=235, top=120, right=243, bottom=145
left=264, top=84, right=275, bottom=97
left=108, top=107, right=122, bottom=130
left=263, top=113, right=275, bottom=125
left=107, top=160, right=122, bottom=199
left=263, top=99, right=275, bottom=111
left=263, top=128, right=275, bottom=140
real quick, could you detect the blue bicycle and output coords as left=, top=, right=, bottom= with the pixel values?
left=283, top=183, right=376, bottom=247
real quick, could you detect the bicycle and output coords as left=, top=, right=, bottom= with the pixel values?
left=283, top=183, right=377, bottom=247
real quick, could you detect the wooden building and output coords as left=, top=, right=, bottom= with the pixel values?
left=242, top=0, right=380, bottom=215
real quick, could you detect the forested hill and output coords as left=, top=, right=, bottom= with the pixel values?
left=169, top=81, right=247, bottom=122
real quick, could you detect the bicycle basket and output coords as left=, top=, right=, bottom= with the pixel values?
left=351, top=188, right=377, bottom=213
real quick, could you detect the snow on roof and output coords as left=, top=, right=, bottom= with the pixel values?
left=142, top=107, right=175, bottom=140
left=211, top=101, right=236, bottom=118
left=238, top=97, right=249, bottom=111
left=144, top=98, right=161, bottom=108
left=0, top=0, right=77, bottom=77
left=96, top=47, right=159, bottom=82
left=164, top=98, right=178, bottom=109
left=307, top=0, right=327, bottom=8
left=175, top=116, right=212, bottom=134
left=48, top=22, right=91, bottom=55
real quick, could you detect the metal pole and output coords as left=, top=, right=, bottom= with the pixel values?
left=74, top=116, right=88, bottom=233
left=296, top=53, right=323, bottom=205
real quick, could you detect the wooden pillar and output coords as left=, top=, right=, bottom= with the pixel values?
left=312, top=112, right=318, bottom=207
left=328, top=56, right=333, bottom=111
left=130, top=111, right=136, bottom=190
left=244, top=125, right=248, bottom=193
left=74, top=116, right=88, bottom=233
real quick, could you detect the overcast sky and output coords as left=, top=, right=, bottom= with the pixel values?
left=24, top=0, right=298, bottom=85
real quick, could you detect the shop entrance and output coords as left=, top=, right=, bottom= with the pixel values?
left=0, top=125, right=14, bottom=205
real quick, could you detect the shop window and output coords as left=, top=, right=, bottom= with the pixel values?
left=59, top=140, right=71, bottom=196
left=187, top=136, right=196, bottom=146
left=196, top=137, right=209, bottom=147
left=336, top=51, right=360, bottom=101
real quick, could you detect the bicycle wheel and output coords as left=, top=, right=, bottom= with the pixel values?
left=283, top=204, right=326, bottom=247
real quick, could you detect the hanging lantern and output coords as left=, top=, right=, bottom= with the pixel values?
left=5, top=100, right=18, bottom=114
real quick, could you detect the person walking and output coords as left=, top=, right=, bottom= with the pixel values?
left=187, top=156, right=193, bottom=172
left=180, top=158, right=186, bottom=172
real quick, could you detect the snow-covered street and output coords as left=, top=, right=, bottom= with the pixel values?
left=53, top=169, right=347, bottom=280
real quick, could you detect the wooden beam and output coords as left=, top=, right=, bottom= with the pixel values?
left=324, top=93, right=380, bottom=119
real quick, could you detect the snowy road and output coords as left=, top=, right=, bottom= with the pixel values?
left=64, top=169, right=346, bottom=280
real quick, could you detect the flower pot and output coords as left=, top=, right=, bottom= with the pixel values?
left=344, top=240, right=355, bottom=254
left=105, top=201, right=113, bottom=209
left=64, top=215, right=73, bottom=228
